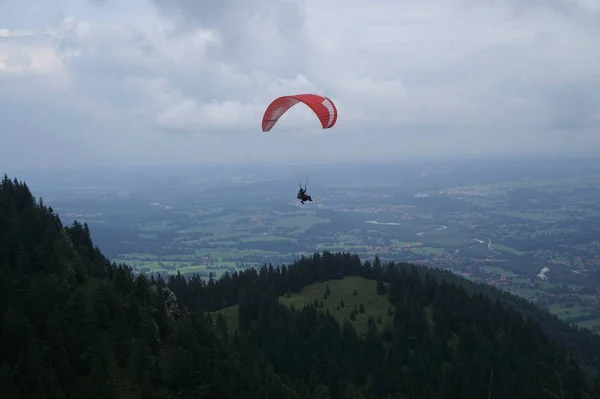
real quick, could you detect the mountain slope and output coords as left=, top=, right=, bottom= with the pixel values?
left=173, top=254, right=600, bottom=398
left=0, top=175, right=290, bottom=398
left=3, top=174, right=600, bottom=398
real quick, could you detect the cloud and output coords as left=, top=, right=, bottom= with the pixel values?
left=1, top=0, right=600, bottom=170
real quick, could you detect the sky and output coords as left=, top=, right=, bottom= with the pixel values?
left=1, top=0, right=600, bottom=169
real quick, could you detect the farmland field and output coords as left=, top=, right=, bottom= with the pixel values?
left=30, top=156, right=600, bottom=333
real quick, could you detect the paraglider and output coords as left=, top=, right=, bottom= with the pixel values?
left=297, top=179, right=312, bottom=204
left=261, top=93, right=338, bottom=133
left=261, top=93, right=337, bottom=204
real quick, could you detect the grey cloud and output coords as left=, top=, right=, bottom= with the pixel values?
left=150, top=0, right=309, bottom=70
left=2, top=0, right=600, bottom=169
left=150, top=0, right=306, bottom=35
left=469, top=0, right=598, bottom=13
left=540, top=81, right=600, bottom=131
left=465, top=0, right=600, bottom=27
left=0, top=1, right=63, bottom=30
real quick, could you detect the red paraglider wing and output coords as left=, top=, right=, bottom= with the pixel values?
left=261, top=93, right=338, bottom=132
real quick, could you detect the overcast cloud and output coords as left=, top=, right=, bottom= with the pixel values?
left=1, top=0, right=600, bottom=169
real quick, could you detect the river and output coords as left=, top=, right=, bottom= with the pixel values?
left=365, top=220, right=402, bottom=226
left=416, top=225, right=447, bottom=236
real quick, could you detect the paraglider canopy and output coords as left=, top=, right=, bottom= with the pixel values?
left=261, top=93, right=338, bottom=132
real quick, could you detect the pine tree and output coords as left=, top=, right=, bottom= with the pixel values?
left=216, top=313, right=229, bottom=340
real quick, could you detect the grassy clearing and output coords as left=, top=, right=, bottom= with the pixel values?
left=240, top=236, right=298, bottom=243
left=425, top=236, right=470, bottom=249
left=206, top=240, right=239, bottom=246
left=458, top=244, right=496, bottom=258
left=339, top=234, right=360, bottom=241
left=549, top=303, right=593, bottom=320
left=162, top=254, right=197, bottom=261
left=482, top=266, right=516, bottom=276
left=138, top=221, right=173, bottom=231
left=534, top=280, right=561, bottom=290
left=390, top=240, right=422, bottom=247
left=274, top=215, right=330, bottom=230
left=491, top=244, right=524, bottom=256
left=534, top=227, right=576, bottom=236
left=117, top=253, right=158, bottom=260
left=186, top=207, right=225, bottom=217
left=213, top=305, right=240, bottom=332
left=279, top=276, right=394, bottom=336
left=576, top=318, right=600, bottom=332
left=504, top=211, right=565, bottom=222
left=194, top=248, right=281, bottom=258
left=117, top=260, right=200, bottom=272
left=213, top=276, right=394, bottom=337
left=178, top=223, right=249, bottom=236
left=409, top=247, right=445, bottom=256
left=503, top=286, right=543, bottom=301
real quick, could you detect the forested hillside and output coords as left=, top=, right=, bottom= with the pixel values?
left=0, top=176, right=288, bottom=398
left=2, top=174, right=600, bottom=398
left=173, top=254, right=600, bottom=398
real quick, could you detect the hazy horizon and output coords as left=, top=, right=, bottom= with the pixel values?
left=4, top=152, right=599, bottom=172
left=5, top=154, right=600, bottom=198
